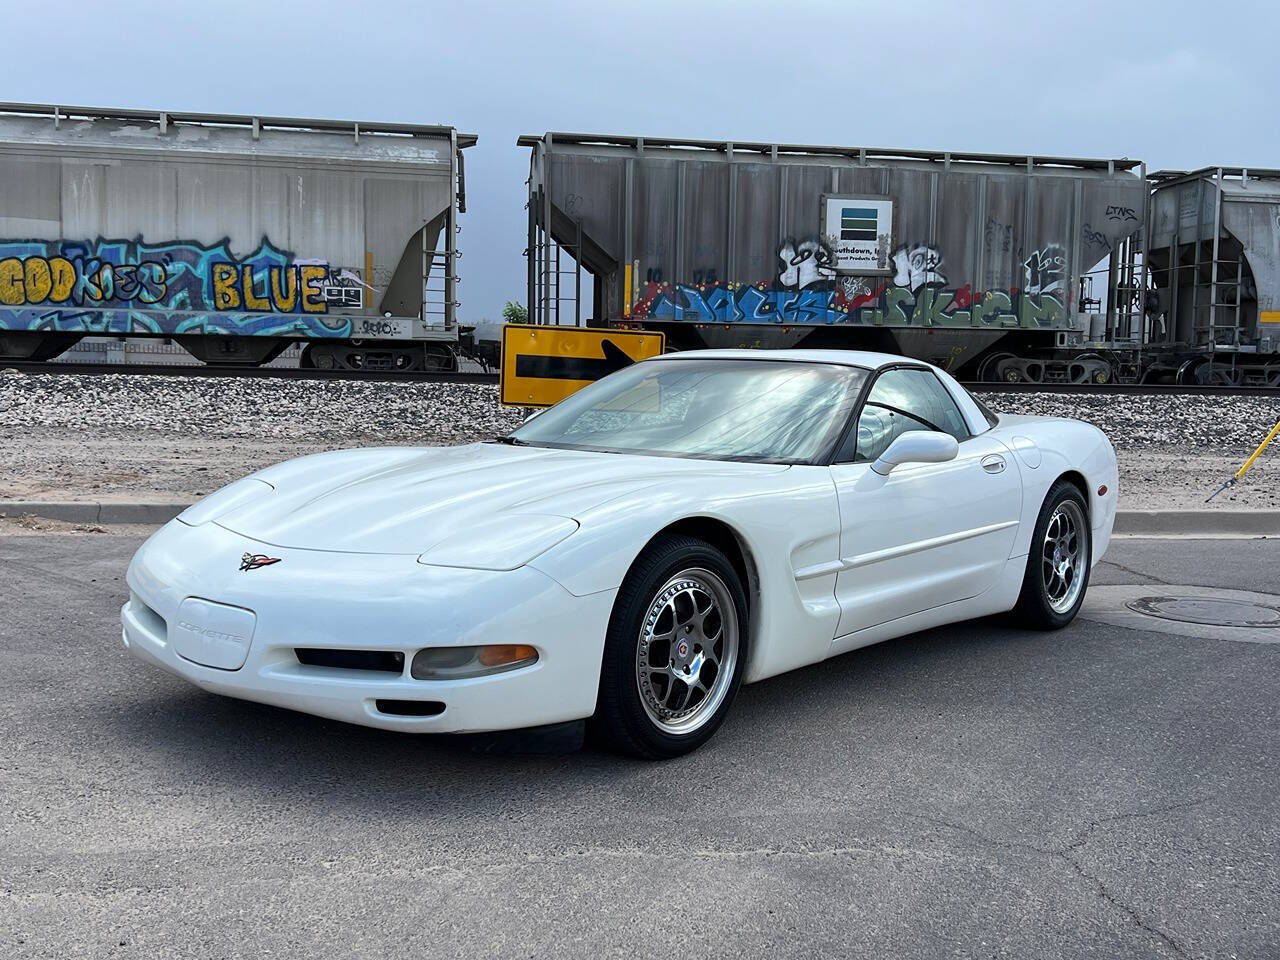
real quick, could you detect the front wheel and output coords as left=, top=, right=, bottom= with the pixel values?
left=591, top=534, right=749, bottom=759
left=1012, top=481, right=1092, bottom=629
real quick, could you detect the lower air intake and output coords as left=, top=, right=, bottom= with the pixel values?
left=295, top=649, right=404, bottom=673
left=375, top=699, right=446, bottom=717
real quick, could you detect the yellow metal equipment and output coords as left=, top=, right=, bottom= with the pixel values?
left=1206, top=419, right=1280, bottom=502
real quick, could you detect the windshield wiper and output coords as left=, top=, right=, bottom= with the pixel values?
left=490, top=436, right=528, bottom=446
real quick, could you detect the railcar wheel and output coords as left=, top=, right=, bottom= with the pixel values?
left=591, top=534, right=748, bottom=759
left=1068, top=352, right=1113, bottom=384
left=978, top=351, right=1016, bottom=383
left=1012, top=481, right=1092, bottom=629
left=1175, top=358, right=1205, bottom=385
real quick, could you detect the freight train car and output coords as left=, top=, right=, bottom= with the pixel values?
left=1145, top=167, right=1280, bottom=385
left=0, top=103, right=473, bottom=370
left=519, top=133, right=1149, bottom=383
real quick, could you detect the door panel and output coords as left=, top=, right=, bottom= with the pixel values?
left=831, top=433, right=1021, bottom=638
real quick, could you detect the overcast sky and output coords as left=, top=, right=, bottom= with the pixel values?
left=4, top=0, right=1276, bottom=323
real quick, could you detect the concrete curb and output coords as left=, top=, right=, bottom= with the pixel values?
left=1112, top=510, right=1280, bottom=537
left=1, top=500, right=1276, bottom=537
left=0, top=501, right=188, bottom=525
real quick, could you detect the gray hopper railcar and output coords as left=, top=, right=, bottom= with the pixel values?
left=1145, top=167, right=1280, bottom=385
left=520, top=132, right=1151, bottom=384
left=0, top=103, right=474, bottom=370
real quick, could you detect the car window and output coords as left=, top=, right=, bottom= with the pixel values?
left=509, top=358, right=868, bottom=464
left=837, top=367, right=971, bottom=463
left=968, top=389, right=1000, bottom=429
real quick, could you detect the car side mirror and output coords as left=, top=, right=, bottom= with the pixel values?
left=871, top=431, right=959, bottom=475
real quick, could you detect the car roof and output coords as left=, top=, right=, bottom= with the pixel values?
left=645, top=348, right=921, bottom=371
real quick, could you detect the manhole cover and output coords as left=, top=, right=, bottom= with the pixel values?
left=1124, top=596, right=1280, bottom=628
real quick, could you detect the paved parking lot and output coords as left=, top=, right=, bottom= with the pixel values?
left=3, top=531, right=1278, bottom=959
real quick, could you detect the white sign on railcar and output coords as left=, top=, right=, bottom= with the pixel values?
left=820, top=195, right=894, bottom=274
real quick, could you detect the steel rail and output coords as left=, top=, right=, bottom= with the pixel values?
left=3, top=361, right=1279, bottom=396
left=965, top=381, right=1280, bottom=396
left=0, top=361, right=499, bottom=385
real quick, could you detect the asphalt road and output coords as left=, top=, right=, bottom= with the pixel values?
left=2, top=531, right=1278, bottom=959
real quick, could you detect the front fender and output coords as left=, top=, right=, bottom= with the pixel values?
left=528, top=466, right=845, bottom=683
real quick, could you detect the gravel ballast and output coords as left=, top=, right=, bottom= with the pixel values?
left=1, top=371, right=1278, bottom=511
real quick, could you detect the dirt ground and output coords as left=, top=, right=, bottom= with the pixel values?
left=3, top=425, right=1278, bottom=512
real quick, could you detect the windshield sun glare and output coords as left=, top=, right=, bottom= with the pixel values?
left=509, top=359, right=868, bottom=464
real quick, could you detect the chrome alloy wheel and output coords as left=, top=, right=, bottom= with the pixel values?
left=1042, top=498, right=1087, bottom=613
left=635, top=568, right=740, bottom=735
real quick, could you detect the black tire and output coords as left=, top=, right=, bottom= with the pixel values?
left=1012, top=480, right=1092, bottom=629
left=590, top=534, right=749, bottom=759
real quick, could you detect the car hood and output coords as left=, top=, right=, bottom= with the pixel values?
left=211, top=442, right=788, bottom=555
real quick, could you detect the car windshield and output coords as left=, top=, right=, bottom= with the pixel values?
left=507, top=358, right=868, bottom=464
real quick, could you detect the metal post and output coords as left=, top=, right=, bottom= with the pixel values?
left=1209, top=168, right=1223, bottom=365
left=1235, top=253, right=1244, bottom=341
left=1137, top=160, right=1148, bottom=369
left=526, top=164, right=537, bottom=325
left=542, top=134, right=554, bottom=325
left=445, top=128, right=458, bottom=330
left=1106, top=249, right=1119, bottom=341
left=623, top=157, right=634, bottom=321
left=575, top=217, right=583, bottom=326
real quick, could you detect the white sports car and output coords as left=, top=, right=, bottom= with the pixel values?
left=123, top=350, right=1117, bottom=758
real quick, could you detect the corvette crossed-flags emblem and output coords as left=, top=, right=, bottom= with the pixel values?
left=239, top=553, right=282, bottom=571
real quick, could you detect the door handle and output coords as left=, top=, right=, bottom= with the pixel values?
left=981, top=454, right=1006, bottom=474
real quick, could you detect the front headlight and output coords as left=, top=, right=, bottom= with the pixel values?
left=177, top=477, right=274, bottom=526
left=417, top=514, right=578, bottom=571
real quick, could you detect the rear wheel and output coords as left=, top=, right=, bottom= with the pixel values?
left=591, top=534, right=748, bottom=759
left=1012, top=481, right=1092, bottom=629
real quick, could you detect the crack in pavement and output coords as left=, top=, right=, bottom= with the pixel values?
left=0, top=797, right=1219, bottom=958
left=1058, top=799, right=1210, bottom=960
left=1099, top=558, right=1175, bottom=585
left=908, top=798, right=1210, bottom=959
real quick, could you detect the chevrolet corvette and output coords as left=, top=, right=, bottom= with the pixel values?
left=122, top=350, right=1117, bottom=758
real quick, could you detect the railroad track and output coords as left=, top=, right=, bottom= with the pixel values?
left=0, top=361, right=500, bottom=385
left=966, top=381, right=1280, bottom=396
left=4, top=360, right=1278, bottom=396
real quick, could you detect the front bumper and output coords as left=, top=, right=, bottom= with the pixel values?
left=122, top=520, right=617, bottom=733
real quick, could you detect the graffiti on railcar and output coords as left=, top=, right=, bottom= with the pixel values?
left=630, top=238, right=1068, bottom=328
left=776, top=237, right=836, bottom=290
left=0, top=237, right=358, bottom=338
left=1022, top=244, right=1065, bottom=295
